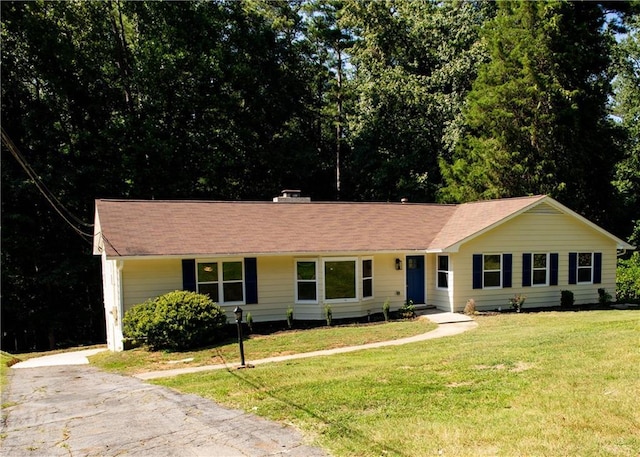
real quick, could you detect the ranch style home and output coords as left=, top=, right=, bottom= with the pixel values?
left=93, top=192, right=634, bottom=351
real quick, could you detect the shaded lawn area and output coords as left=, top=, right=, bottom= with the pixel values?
left=151, top=311, right=640, bottom=456
left=91, top=319, right=437, bottom=375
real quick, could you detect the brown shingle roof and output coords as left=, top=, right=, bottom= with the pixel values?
left=94, top=196, right=546, bottom=257
left=428, top=195, right=547, bottom=250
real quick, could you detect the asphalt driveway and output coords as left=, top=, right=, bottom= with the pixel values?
left=1, top=364, right=328, bottom=456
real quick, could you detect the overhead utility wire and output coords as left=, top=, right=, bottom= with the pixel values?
left=1, top=127, right=93, bottom=229
left=1, top=127, right=94, bottom=243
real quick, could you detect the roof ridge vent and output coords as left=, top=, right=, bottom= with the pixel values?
left=273, top=189, right=311, bottom=203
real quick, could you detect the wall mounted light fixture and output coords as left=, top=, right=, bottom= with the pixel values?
left=395, top=258, right=402, bottom=270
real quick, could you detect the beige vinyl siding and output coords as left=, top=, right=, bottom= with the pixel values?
left=119, top=253, right=409, bottom=324
left=244, top=256, right=297, bottom=321
left=451, top=210, right=618, bottom=312
left=121, top=258, right=183, bottom=313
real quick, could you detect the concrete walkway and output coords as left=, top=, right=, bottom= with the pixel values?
left=11, top=348, right=107, bottom=368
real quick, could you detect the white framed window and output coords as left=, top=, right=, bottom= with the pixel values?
left=295, top=259, right=318, bottom=303
left=197, top=260, right=244, bottom=304
left=483, top=254, right=502, bottom=288
left=197, top=262, right=219, bottom=301
left=362, top=258, right=373, bottom=299
left=323, top=257, right=358, bottom=303
left=578, top=252, right=593, bottom=284
left=532, top=253, right=549, bottom=286
left=437, top=255, right=449, bottom=289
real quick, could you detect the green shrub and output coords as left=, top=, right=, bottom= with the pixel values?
left=122, top=298, right=156, bottom=344
left=382, top=300, right=390, bottom=322
left=561, top=290, right=574, bottom=308
left=123, top=291, right=227, bottom=351
left=325, top=304, right=332, bottom=326
left=398, top=300, right=415, bottom=319
left=286, top=306, right=294, bottom=329
left=616, top=252, right=640, bottom=303
left=598, top=288, right=612, bottom=304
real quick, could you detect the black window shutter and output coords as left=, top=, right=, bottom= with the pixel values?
left=593, top=253, right=602, bottom=284
left=568, top=253, right=577, bottom=285
left=550, top=253, right=559, bottom=286
left=473, top=254, right=483, bottom=289
left=522, top=253, right=532, bottom=287
left=182, top=259, right=197, bottom=292
left=245, top=258, right=258, bottom=304
left=503, top=254, right=512, bottom=288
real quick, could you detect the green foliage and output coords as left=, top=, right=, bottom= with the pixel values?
left=561, top=290, right=575, bottom=308
left=382, top=299, right=390, bottom=322
left=122, top=299, right=157, bottom=345
left=439, top=1, right=622, bottom=227
left=286, top=306, right=294, bottom=329
left=613, top=12, right=640, bottom=239
left=398, top=300, right=415, bottom=319
left=246, top=312, right=254, bottom=333
left=122, top=291, right=227, bottom=351
left=616, top=252, right=640, bottom=303
left=597, top=288, right=612, bottom=304
left=344, top=0, right=494, bottom=202
left=324, top=304, right=332, bottom=326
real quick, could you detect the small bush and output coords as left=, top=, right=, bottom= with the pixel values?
left=382, top=300, right=390, bottom=322
left=509, top=294, right=527, bottom=313
left=123, top=291, right=227, bottom=351
left=286, top=306, right=294, bottom=329
left=398, top=301, right=415, bottom=319
left=324, top=305, right=332, bottom=326
left=561, top=290, right=575, bottom=308
left=598, top=288, right=612, bottom=304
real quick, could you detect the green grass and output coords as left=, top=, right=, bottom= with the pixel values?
left=150, top=311, right=640, bottom=456
left=0, top=352, right=18, bottom=390
left=91, top=319, right=437, bottom=375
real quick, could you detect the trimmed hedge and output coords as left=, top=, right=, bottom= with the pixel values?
left=123, top=291, right=227, bottom=351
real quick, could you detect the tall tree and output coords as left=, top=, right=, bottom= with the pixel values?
left=343, top=0, right=493, bottom=202
left=440, top=1, right=622, bottom=227
left=1, top=0, right=321, bottom=350
left=613, top=9, right=640, bottom=243
left=303, top=0, right=355, bottom=199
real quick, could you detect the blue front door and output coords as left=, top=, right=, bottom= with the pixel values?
left=406, top=255, right=425, bottom=304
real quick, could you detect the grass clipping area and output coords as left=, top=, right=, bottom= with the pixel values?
left=149, top=311, right=640, bottom=456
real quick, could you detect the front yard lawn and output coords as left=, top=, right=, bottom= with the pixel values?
left=91, top=318, right=437, bottom=375
left=150, top=310, right=640, bottom=456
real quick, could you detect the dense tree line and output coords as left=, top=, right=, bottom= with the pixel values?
left=2, top=0, right=638, bottom=351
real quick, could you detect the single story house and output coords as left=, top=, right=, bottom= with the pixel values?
left=93, top=192, right=634, bottom=351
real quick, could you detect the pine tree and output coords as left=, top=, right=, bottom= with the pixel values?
left=440, top=1, right=621, bottom=226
